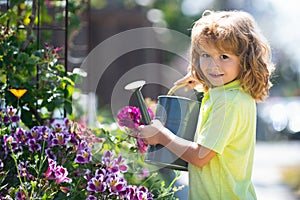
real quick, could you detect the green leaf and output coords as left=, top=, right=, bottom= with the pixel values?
left=64, top=100, right=73, bottom=114
left=21, top=109, right=33, bottom=127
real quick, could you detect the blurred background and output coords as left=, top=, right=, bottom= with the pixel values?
left=67, top=0, right=300, bottom=141
left=68, top=0, right=300, bottom=199
left=67, top=1, right=300, bottom=199
left=1, top=0, right=300, bottom=199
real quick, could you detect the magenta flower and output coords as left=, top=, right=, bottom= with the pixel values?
left=136, top=135, right=148, bottom=154
left=55, top=166, right=72, bottom=184
left=45, top=158, right=72, bottom=185
left=117, top=106, right=141, bottom=130
left=117, top=106, right=154, bottom=154
left=45, top=158, right=57, bottom=180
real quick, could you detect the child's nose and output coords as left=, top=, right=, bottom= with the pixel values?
left=208, top=57, right=220, bottom=68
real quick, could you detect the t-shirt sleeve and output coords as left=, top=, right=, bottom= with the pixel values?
left=196, top=101, right=238, bottom=154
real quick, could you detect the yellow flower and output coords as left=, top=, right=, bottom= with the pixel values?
left=19, top=3, right=26, bottom=10
left=9, top=89, right=27, bottom=98
left=23, top=17, right=30, bottom=26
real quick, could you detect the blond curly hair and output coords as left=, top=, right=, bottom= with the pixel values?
left=190, top=10, right=275, bottom=102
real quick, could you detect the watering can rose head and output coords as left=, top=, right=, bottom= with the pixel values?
left=117, top=106, right=154, bottom=154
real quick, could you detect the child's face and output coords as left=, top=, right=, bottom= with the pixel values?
left=198, top=45, right=240, bottom=87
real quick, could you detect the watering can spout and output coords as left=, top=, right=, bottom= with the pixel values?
left=124, top=80, right=151, bottom=125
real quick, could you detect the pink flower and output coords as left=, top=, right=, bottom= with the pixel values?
left=117, top=106, right=154, bottom=154
left=45, top=158, right=72, bottom=184
left=137, top=135, right=148, bottom=154
left=55, top=166, right=72, bottom=184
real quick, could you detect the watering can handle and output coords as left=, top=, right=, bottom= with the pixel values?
left=167, top=82, right=190, bottom=96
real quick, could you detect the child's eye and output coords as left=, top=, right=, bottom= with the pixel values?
left=201, top=53, right=210, bottom=58
left=220, top=55, right=229, bottom=59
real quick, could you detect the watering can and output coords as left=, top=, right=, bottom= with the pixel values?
left=125, top=80, right=201, bottom=171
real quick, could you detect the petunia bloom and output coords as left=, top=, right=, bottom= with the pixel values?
left=86, top=174, right=107, bottom=193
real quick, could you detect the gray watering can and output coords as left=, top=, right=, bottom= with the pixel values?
left=125, top=80, right=201, bottom=170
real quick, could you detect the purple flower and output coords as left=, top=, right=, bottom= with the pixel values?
left=86, top=174, right=107, bottom=192
left=139, top=168, right=150, bottom=179
left=11, top=115, right=20, bottom=123
left=75, top=141, right=91, bottom=164
left=15, top=188, right=26, bottom=200
left=14, top=128, right=28, bottom=145
left=125, top=185, right=137, bottom=200
left=102, top=151, right=118, bottom=173
left=86, top=195, right=98, bottom=200
left=107, top=174, right=127, bottom=194
left=3, top=115, right=10, bottom=123
left=136, top=186, right=153, bottom=200
left=75, top=148, right=91, bottom=164
left=2, top=135, right=19, bottom=154
left=27, top=139, right=41, bottom=152
left=45, top=148, right=57, bottom=160
left=84, top=169, right=93, bottom=182
left=18, top=161, right=29, bottom=177
left=114, top=155, right=128, bottom=173
left=28, top=127, right=42, bottom=140
left=50, top=132, right=71, bottom=146
left=6, top=106, right=17, bottom=117
left=125, top=185, right=153, bottom=200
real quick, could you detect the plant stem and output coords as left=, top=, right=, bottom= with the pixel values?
left=11, top=151, right=29, bottom=198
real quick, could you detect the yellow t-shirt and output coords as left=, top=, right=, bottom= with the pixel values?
left=188, top=80, right=257, bottom=200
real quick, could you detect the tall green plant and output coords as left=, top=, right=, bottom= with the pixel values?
left=0, top=0, right=82, bottom=128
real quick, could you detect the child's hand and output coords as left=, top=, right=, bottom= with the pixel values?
left=139, top=120, right=167, bottom=145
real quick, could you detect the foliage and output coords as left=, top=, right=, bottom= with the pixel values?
left=0, top=25, right=78, bottom=127
left=0, top=0, right=84, bottom=128
left=0, top=105, right=182, bottom=199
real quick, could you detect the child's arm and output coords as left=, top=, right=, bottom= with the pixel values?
left=139, top=120, right=216, bottom=167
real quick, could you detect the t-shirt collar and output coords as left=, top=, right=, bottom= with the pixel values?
left=209, top=80, right=241, bottom=93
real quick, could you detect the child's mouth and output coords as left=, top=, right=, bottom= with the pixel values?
left=209, top=73, right=224, bottom=78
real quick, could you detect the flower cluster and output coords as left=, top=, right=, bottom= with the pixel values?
left=86, top=151, right=153, bottom=200
left=0, top=106, right=154, bottom=200
left=117, top=106, right=154, bottom=154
